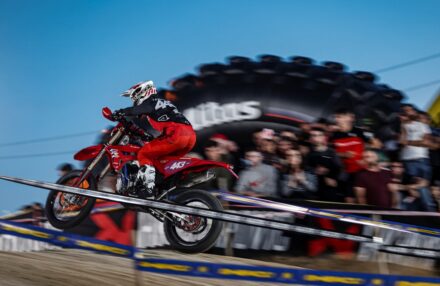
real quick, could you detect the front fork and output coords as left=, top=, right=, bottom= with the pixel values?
left=74, top=128, right=124, bottom=188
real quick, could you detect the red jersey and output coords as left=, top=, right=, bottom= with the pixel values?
left=331, top=127, right=370, bottom=173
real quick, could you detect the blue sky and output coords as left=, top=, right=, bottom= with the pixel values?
left=1, top=0, right=440, bottom=212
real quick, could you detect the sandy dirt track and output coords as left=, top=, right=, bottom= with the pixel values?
left=0, top=249, right=301, bottom=286
left=0, top=249, right=437, bottom=286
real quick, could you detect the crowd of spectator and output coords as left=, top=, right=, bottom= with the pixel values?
left=195, top=104, right=440, bottom=212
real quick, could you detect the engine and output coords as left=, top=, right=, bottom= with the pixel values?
left=115, top=161, right=139, bottom=195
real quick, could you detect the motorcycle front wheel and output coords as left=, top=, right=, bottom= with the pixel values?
left=45, top=170, right=96, bottom=229
left=163, top=189, right=223, bottom=253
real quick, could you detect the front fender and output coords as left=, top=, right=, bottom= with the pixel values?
left=74, top=145, right=104, bottom=161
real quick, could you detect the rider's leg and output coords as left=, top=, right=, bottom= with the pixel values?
left=135, top=125, right=196, bottom=197
left=134, top=167, right=156, bottom=199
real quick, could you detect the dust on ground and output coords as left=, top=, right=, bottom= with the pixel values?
left=0, top=249, right=437, bottom=286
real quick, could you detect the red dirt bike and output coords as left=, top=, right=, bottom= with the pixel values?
left=45, top=107, right=237, bottom=253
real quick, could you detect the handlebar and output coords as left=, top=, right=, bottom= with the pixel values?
left=102, top=107, right=153, bottom=142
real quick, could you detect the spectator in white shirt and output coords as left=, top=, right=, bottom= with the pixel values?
left=399, top=104, right=436, bottom=211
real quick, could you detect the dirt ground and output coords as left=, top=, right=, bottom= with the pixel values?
left=0, top=249, right=299, bottom=286
left=0, top=249, right=437, bottom=286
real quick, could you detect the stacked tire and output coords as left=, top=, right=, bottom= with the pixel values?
left=159, top=55, right=403, bottom=149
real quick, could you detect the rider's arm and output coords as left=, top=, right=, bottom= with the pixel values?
left=126, top=122, right=153, bottom=141
left=119, top=100, right=154, bottom=117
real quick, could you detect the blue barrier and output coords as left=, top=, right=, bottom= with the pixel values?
left=136, top=258, right=440, bottom=285
left=0, top=219, right=133, bottom=257
left=0, top=219, right=439, bottom=285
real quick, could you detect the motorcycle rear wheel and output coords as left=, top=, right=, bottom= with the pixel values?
left=163, top=189, right=223, bottom=253
left=45, top=170, right=96, bottom=229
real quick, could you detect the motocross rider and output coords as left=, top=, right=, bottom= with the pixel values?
left=112, top=80, right=196, bottom=198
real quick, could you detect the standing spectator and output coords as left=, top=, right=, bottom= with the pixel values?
left=277, top=136, right=296, bottom=173
left=256, top=128, right=281, bottom=168
left=203, top=140, right=235, bottom=191
left=354, top=150, right=397, bottom=208
left=277, top=136, right=295, bottom=159
left=57, top=163, right=74, bottom=177
left=383, top=136, right=400, bottom=163
left=235, top=149, right=278, bottom=197
left=297, top=122, right=311, bottom=142
left=307, top=127, right=343, bottom=202
left=400, top=104, right=436, bottom=211
left=280, top=148, right=317, bottom=199
left=401, top=176, right=426, bottom=211
left=389, top=161, right=405, bottom=209
left=31, top=203, right=44, bottom=226
left=368, top=136, right=390, bottom=168
left=419, top=111, right=440, bottom=206
left=298, top=141, right=312, bottom=159
left=389, top=161, right=423, bottom=210
left=331, top=108, right=373, bottom=203
left=296, top=123, right=313, bottom=160
left=209, top=133, right=239, bottom=165
left=252, top=129, right=264, bottom=150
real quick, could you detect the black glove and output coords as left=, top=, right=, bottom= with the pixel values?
left=112, top=109, right=125, bottom=121
left=139, top=131, right=154, bottom=142
left=127, top=122, right=153, bottom=142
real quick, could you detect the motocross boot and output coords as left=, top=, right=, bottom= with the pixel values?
left=133, top=164, right=156, bottom=199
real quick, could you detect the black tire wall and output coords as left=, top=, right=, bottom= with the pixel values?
left=160, top=55, right=404, bottom=151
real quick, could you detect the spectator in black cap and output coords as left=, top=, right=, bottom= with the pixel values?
left=277, top=135, right=296, bottom=173
left=307, top=127, right=343, bottom=202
